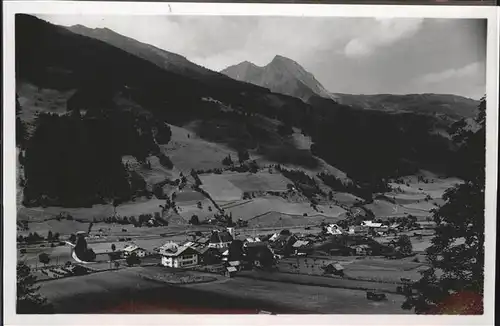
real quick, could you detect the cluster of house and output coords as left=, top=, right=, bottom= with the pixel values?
left=154, top=228, right=306, bottom=272
left=157, top=228, right=239, bottom=269
left=112, top=219, right=421, bottom=272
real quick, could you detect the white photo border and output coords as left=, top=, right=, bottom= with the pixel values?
left=3, top=2, right=498, bottom=326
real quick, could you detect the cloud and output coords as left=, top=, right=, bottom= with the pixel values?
left=412, top=61, right=485, bottom=99
left=36, top=15, right=485, bottom=98
left=415, top=62, right=482, bottom=84
left=344, top=18, right=424, bottom=58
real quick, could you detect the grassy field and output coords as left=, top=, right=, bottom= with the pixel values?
left=277, top=255, right=429, bottom=283
left=363, top=200, right=431, bottom=219
left=36, top=262, right=412, bottom=314
left=163, top=124, right=236, bottom=172
left=187, top=274, right=410, bottom=314
left=17, top=82, right=72, bottom=124
left=199, top=174, right=243, bottom=202
left=224, top=172, right=290, bottom=192
left=18, top=198, right=165, bottom=223
left=331, top=192, right=364, bottom=206
left=247, top=211, right=342, bottom=228
left=175, top=190, right=207, bottom=203
left=223, top=196, right=346, bottom=222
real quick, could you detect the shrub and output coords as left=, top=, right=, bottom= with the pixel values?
left=126, top=253, right=141, bottom=266
left=189, top=215, right=200, bottom=225
left=38, top=253, right=50, bottom=265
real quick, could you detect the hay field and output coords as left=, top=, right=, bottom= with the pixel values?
left=18, top=198, right=165, bottom=223
left=364, top=200, right=431, bottom=219
left=224, top=197, right=346, bottom=222
left=224, top=172, right=290, bottom=192
left=163, top=124, right=236, bottom=172
left=199, top=172, right=293, bottom=204
left=123, top=155, right=176, bottom=185
left=277, top=256, right=428, bottom=283
left=331, top=192, right=364, bottom=206
left=246, top=212, right=330, bottom=228
left=177, top=203, right=214, bottom=223
left=17, top=83, right=73, bottom=124
left=199, top=174, right=243, bottom=202
left=175, top=190, right=207, bottom=203
left=186, top=275, right=409, bottom=314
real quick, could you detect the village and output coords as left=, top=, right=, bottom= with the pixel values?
left=19, top=209, right=435, bottom=302
left=16, top=152, right=455, bottom=311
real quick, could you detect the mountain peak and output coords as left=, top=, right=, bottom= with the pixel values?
left=222, top=55, right=334, bottom=102
left=269, top=54, right=299, bottom=66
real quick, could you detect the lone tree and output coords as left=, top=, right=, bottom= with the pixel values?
left=402, top=97, right=486, bottom=315
left=111, top=244, right=116, bottom=252
left=222, top=155, right=233, bottom=166
left=396, top=235, right=413, bottom=257
left=17, top=262, right=53, bottom=313
left=189, top=215, right=200, bottom=225
left=112, top=198, right=122, bottom=216
left=38, top=253, right=50, bottom=266
left=237, top=148, right=250, bottom=164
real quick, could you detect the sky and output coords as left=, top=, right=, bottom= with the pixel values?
left=38, top=15, right=487, bottom=99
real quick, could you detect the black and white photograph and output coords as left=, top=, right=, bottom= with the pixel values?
left=3, top=2, right=498, bottom=324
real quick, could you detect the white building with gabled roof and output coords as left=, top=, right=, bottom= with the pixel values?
left=123, top=244, right=147, bottom=257
left=161, top=245, right=199, bottom=268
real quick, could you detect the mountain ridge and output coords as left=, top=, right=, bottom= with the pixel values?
left=222, top=57, right=479, bottom=119
left=66, top=24, right=269, bottom=94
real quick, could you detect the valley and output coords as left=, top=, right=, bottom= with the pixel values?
left=14, top=14, right=484, bottom=315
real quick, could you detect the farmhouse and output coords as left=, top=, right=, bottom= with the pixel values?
left=361, top=221, right=383, bottom=228
left=351, top=244, right=372, bottom=256
left=349, top=226, right=367, bottom=235
left=208, top=230, right=233, bottom=249
left=322, top=262, right=344, bottom=276
left=122, top=245, right=147, bottom=257
left=326, top=224, right=343, bottom=235
left=161, top=245, right=200, bottom=268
